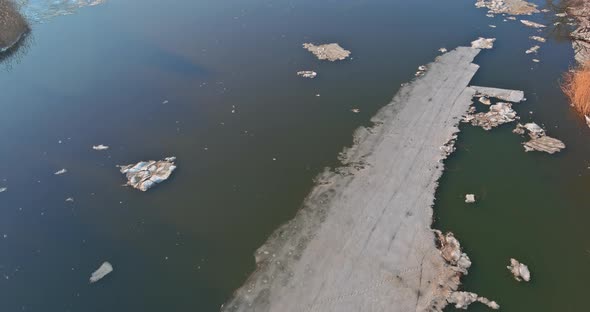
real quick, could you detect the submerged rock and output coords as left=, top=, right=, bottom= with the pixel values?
left=471, top=37, right=496, bottom=49
left=448, top=291, right=500, bottom=310
left=118, top=157, right=177, bottom=191
left=296, top=71, right=317, bottom=78
left=520, top=19, right=546, bottom=28
left=302, top=43, right=350, bottom=61
left=475, top=0, right=538, bottom=15
left=463, top=102, right=518, bottom=130
left=0, top=0, right=29, bottom=52
left=90, top=261, right=113, bottom=283
left=507, top=258, right=531, bottom=282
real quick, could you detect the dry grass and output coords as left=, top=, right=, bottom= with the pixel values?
left=562, top=62, right=590, bottom=116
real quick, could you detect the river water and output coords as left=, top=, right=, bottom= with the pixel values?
left=0, top=0, right=587, bottom=311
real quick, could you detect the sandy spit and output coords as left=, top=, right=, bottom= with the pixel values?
left=222, top=47, right=482, bottom=312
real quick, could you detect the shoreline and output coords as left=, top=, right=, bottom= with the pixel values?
left=222, top=47, right=489, bottom=311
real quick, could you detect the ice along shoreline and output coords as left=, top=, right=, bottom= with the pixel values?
left=222, top=46, right=500, bottom=311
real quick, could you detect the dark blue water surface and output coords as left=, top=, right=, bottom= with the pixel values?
left=0, top=0, right=588, bottom=311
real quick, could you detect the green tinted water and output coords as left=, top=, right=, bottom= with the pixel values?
left=0, top=0, right=587, bottom=311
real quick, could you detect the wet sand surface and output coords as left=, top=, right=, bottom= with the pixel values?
left=223, top=47, right=481, bottom=312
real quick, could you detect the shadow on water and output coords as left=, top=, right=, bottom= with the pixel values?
left=126, top=37, right=211, bottom=78
left=0, top=31, right=33, bottom=71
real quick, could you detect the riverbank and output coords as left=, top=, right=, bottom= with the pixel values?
left=0, top=0, right=28, bottom=52
left=223, top=46, right=495, bottom=311
left=566, top=0, right=590, bottom=64
left=560, top=1, right=590, bottom=123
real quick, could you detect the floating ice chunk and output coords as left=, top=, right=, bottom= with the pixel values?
left=92, top=145, right=109, bottom=151
left=54, top=169, right=67, bottom=175
left=90, top=262, right=113, bottom=283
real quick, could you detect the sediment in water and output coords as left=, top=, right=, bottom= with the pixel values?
left=223, top=46, right=489, bottom=312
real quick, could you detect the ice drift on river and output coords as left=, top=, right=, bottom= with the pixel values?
left=16, top=0, right=106, bottom=22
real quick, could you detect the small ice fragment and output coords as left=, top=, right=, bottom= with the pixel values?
left=297, top=71, right=318, bottom=78
left=92, top=145, right=109, bottom=151
left=54, top=169, right=67, bottom=175
left=90, top=262, right=113, bottom=283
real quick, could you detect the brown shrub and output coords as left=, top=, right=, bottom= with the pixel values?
left=562, top=62, right=590, bottom=116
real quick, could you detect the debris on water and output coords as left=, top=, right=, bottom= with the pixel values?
left=526, top=45, right=540, bottom=54
left=65, top=197, right=74, bottom=202
left=479, top=96, right=491, bottom=105
left=529, top=36, right=546, bottom=43
left=463, top=102, right=518, bottom=130
left=315, top=94, right=321, bottom=97
left=514, top=123, right=565, bottom=154
left=92, top=145, right=109, bottom=151
left=520, top=20, right=546, bottom=28
left=90, top=262, right=113, bottom=283
left=507, top=258, right=531, bottom=282
left=475, top=0, right=539, bottom=15
left=439, top=47, right=448, bottom=53
left=302, top=43, right=351, bottom=61
left=447, top=291, right=500, bottom=310
left=471, top=37, right=496, bottom=49
left=54, top=169, right=67, bottom=175
left=118, top=157, right=177, bottom=192
left=0, top=187, right=6, bottom=193
left=296, top=71, right=317, bottom=78
left=351, top=108, right=360, bottom=113
left=465, top=194, right=476, bottom=203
